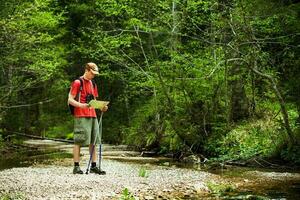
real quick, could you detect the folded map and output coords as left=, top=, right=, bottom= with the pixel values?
left=88, top=100, right=110, bottom=109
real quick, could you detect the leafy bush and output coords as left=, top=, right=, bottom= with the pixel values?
left=278, top=115, right=300, bottom=164
left=45, top=121, right=73, bottom=139
left=205, top=118, right=284, bottom=161
left=125, top=97, right=163, bottom=149
left=280, top=144, right=300, bottom=164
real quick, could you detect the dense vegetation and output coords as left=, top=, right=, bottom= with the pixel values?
left=0, top=0, right=299, bottom=164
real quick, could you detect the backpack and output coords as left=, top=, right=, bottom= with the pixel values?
left=68, top=77, right=96, bottom=115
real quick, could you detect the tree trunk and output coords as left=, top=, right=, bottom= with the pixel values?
left=228, top=64, right=249, bottom=122
left=251, top=66, right=295, bottom=146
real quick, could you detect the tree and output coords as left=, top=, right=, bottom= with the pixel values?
left=0, top=0, right=67, bottom=134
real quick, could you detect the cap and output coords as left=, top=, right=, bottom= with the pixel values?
left=86, top=62, right=99, bottom=75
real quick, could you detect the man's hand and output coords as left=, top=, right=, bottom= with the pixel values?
left=101, top=105, right=108, bottom=112
left=80, top=103, right=89, bottom=108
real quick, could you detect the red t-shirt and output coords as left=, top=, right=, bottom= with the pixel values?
left=70, top=77, right=99, bottom=118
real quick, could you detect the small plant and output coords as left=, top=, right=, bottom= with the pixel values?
left=66, top=132, right=74, bottom=140
left=207, top=181, right=235, bottom=196
left=119, top=188, right=135, bottom=200
left=138, top=167, right=148, bottom=177
left=0, top=192, right=25, bottom=200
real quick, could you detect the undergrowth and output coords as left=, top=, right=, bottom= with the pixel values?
left=204, top=109, right=300, bottom=165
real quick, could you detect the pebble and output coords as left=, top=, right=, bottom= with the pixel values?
left=144, top=195, right=155, bottom=200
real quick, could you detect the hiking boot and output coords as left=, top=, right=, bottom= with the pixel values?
left=90, top=166, right=106, bottom=175
left=73, top=166, right=83, bottom=174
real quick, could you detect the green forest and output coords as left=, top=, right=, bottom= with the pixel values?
left=1, top=0, right=299, bottom=165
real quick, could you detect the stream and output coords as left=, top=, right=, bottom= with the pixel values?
left=204, top=165, right=300, bottom=199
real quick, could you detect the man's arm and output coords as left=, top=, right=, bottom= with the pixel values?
left=68, top=92, right=89, bottom=108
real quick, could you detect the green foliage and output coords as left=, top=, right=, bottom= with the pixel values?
left=0, top=192, right=25, bottom=200
left=1, top=0, right=299, bottom=165
left=0, top=0, right=68, bottom=134
left=0, top=135, right=4, bottom=149
left=138, top=167, right=148, bottom=178
left=207, top=181, right=235, bottom=196
left=161, top=124, right=183, bottom=153
left=280, top=123, right=300, bottom=164
left=125, top=97, right=160, bottom=148
left=45, top=124, right=73, bottom=139
left=205, top=117, right=284, bottom=161
left=66, top=132, right=74, bottom=140
left=119, top=188, right=135, bottom=200
left=280, top=145, right=300, bottom=165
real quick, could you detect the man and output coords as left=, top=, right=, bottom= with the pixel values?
left=68, top=62, right=108, bottom=174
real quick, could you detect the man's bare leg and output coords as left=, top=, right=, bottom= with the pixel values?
left=73, top=144, right=83, bottom=174
left=73, top=144, right=81, bottom=162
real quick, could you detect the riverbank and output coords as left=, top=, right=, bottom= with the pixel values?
left=0, top=158, right=215, bottom=200
left=1, top=139, right=300, bottom=199
left=1, top=156, right=300, bottom=200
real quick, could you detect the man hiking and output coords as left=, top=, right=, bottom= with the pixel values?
left=68, top=62, right=108, bottom=174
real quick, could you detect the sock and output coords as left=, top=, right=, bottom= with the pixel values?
left=74, top=162, right=79, bottom=167
left=91, top=162, right=96, bottom=168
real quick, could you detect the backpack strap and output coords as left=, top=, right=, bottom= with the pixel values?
left=76, top=77, right=84, bottom=103
left=91, top=80, right=96, bottom=89
left=91, top=80, right=96, bottom=99
left=68, top=78, right=83, bottom=115
left=79, top=78, right=84, bottom=91
left=76, top=77, right=96, bottom=102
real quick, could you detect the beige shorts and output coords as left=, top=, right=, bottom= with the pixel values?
left=73, top=117, right=99, bottom=146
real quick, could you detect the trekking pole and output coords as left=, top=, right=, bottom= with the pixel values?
left=98, top=114, right=105, bottom=174
left=85, top=112, right=103, bottom=174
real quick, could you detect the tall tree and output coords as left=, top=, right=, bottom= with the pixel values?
left=0, top=0, right=67, bottom=133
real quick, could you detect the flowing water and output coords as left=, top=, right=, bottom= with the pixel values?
left=205, top=165, right=300, bottom=199
left=0, top=147, right=72, bottom=170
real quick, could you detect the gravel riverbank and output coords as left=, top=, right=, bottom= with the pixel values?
left=0, top=159, right=215, bottom=200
